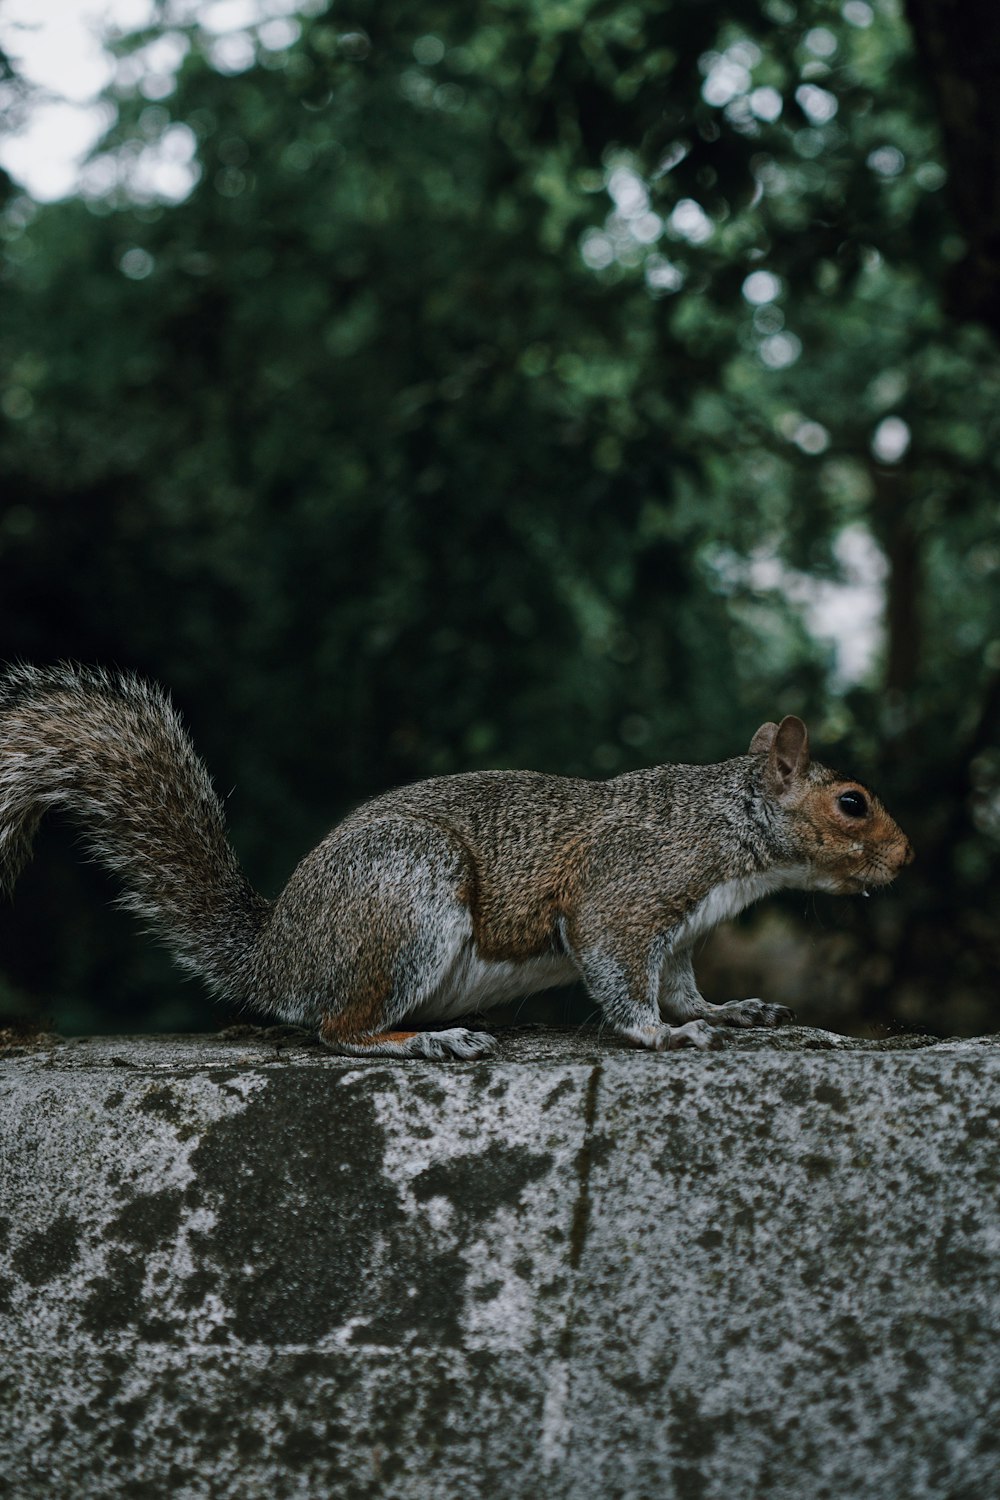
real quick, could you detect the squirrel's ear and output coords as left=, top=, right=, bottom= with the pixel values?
left=749, top=722, right=779, bottom=754
left=769, top=715, right=810, bottom=789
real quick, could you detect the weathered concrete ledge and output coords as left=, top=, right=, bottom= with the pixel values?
left=1, top=1023, right=998, bottom=1499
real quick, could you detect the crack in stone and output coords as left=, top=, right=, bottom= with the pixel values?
left=568, top=1061, right=603, bottom=1273
left=542, top=1061, right=604, bottom=1478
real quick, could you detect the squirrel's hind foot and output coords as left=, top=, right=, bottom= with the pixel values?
left=408, top=1027, right=498, bottom=1060
left=319, top=1024, right=498, bottom=1061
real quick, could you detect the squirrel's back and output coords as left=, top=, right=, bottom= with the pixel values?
left=297, top=757, right=763, bottom=969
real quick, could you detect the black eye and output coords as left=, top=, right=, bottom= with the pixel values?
left=838, top=790, right=868, bottom=818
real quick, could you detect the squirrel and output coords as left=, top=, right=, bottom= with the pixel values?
left=0, top=664, right=913, bottom=1058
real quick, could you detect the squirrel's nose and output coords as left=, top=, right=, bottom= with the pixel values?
left=902, top=839, right=915, bottom=866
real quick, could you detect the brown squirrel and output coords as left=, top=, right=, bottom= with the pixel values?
left=0, top=665, right=913, bottom=1058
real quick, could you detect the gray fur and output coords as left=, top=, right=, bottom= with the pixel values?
left=0, top=665, right=914, bottom=1056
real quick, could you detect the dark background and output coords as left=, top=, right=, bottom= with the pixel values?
left=1, top=0, right=998, bottom=1037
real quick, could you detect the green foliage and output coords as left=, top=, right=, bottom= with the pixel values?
left=0, top=0, right=997, bottom=1034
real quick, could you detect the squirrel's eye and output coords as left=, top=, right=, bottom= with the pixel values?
left=838, top=790, right=868, bottom=818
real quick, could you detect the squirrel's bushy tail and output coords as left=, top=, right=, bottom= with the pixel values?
left=0, top=663, right=269, bottom=999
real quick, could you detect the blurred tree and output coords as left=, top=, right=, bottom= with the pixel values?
left=904, top=0, right=1000, bottom=335
left=0, top=0, right=997, bottom=1036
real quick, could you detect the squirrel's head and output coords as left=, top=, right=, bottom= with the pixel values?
left=750, top=716, right=914, bottom=895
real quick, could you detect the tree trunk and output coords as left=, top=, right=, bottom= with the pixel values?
left=905, top=0, right=1000, bottom=336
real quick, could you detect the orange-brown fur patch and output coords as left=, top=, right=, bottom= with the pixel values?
left=318, top=1019, right=417, bottom=1048
left=466, top=835, right=591, bottom=963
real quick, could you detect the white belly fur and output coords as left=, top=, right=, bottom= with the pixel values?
left=418, top=945, right=579, bottom=1021
left=668, top=865, right=812, bottom=950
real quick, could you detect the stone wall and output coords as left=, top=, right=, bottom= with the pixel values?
left=1, top=1024, right=997, bottom=1498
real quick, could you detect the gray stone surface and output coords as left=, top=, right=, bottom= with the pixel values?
left=0, top=1023, right=998, bottom=1499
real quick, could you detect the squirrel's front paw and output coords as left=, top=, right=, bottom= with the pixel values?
left=625, top=1020, right=719, bottom=1052
left=716, top=999, right=795, bottom=1029
left=666, top=1019, right=720, bottom=1050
